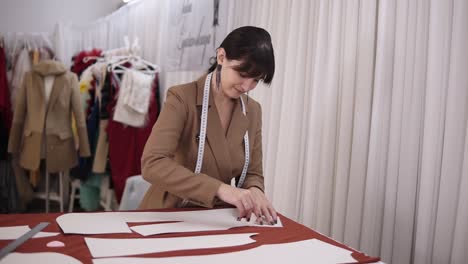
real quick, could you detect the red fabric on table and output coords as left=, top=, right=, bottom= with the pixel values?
left=0, top=208, right=380, bottom=263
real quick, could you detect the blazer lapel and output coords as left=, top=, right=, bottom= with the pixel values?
left=226, top=98, right=248, bottom=146
left=196, top=75, right=232, bottom=179
left=46, top=74, right=65, bottom=113
left=32, top=72, right=45, bottom=104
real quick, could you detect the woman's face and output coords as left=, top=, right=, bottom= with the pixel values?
left=218, top=51, right=261, bottom=99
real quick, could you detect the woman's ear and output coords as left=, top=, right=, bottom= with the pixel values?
left=216, top=48, right=226, bottom=65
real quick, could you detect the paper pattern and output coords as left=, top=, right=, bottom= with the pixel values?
left=91, top=238, right=356, bottom=264
left=0, top=252, right=82, bottom=264
left=85, top=232, right=257, bottom=258
left=57, top=208, right=282, bottom=235
left=0, top=225, right=58, bottom=240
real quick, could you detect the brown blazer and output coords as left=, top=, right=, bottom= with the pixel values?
left=139, top=74, right=265, bottom=209
left=8, top=60, right=90, bottom=173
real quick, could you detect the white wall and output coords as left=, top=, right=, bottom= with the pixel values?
left=0, top=0, right=122, bottom=33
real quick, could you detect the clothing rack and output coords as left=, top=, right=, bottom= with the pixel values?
left=80, top=36, right=160, bottom=74
left=108, top=55, right=160, bottom=74
left=4, top=36, right=63, bottom=213
left=81, top=53, right=161, bottom=77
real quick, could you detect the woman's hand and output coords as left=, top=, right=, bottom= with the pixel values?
left=216, top=183, right=277, bottom=225
left=248, top=186, right=277, bottom=225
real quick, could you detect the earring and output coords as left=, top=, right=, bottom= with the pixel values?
left=216, top=64, right=222, bottom=91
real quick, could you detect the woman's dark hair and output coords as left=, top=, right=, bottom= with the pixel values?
left=208, top=26, right=275, bottom=84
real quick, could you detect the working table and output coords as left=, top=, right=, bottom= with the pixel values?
left=0, top=208, right=380, bottom=263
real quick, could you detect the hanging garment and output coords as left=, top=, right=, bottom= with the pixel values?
left=10, top=47, right=31, bottom=111
left=79, top=172, right=103, bottom=211
left=91, top=62, right=108, bottom=102
left=92, top=119, right=109, bottom=174
left=90, top=63, right=109, bottom=174
left=113, top=69, right=153, bottom=127
left=106, top=72, right=159, bottom=202
left=0, top=159, right=20, bottom=213
left=0, top=47, right=12, bottom=160
left=78, top=98, right=104, bottom=211
left=0, top=117, right=9, bottom=160
left=31, top=49, right=40, bottom=65
left=8, top=60, right=91, bottom=173
left=0, top=47, right=19, bottom=212
left=71, top=97, right=99, bottom=181
left=71, top=49, right=102, bottom=78
left=11, top=155, right=33, bottom=210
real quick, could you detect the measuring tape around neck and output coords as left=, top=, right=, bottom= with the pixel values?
left=180, top=72, right=250, bottom=207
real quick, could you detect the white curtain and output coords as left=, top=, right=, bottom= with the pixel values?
left=55, top=0, right=168, bottom=68
left=55, top=0, right=468, bottom=263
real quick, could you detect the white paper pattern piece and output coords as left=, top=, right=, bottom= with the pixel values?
left=85, top=232, right=257, bottom=258
left=0, top=252, right=82, bottom=264
left=130, top=221, right=219, bottom=236
left=0, top=225, right=59, bottom=240
left=57, top=208, right=282, bottom=235
left=91, top=238, right=356, bottom=264
left=131, top=214, right=282, bottom=236
left=57, top=213, right=133, bottom=234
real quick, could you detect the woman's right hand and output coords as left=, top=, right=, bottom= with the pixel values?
left=216, top=183, right=276, bottom=225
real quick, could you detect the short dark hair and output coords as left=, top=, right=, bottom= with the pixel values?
left=208, top=26, right=275, bottom=84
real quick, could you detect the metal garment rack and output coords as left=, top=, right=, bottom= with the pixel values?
left=33, top=144, right=65, bottom=213
left=39, top=171, right=64, bottom=213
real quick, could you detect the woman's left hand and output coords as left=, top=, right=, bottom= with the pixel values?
left=249, top=187, right=277, bottom=225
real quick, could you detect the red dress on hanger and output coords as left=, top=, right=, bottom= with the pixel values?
left=106, top=72, right=159, bottom=202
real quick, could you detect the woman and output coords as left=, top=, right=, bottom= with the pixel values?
left=139, top=26, right=277, bottom=225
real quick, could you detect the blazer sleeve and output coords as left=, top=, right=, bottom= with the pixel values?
left=141, top=88, right=223, bottom=208
left=8, top=73, right=28, bottom=154
left=241, top=102, right=265, bottom=192
left=70, top=73, right=91, bottom=157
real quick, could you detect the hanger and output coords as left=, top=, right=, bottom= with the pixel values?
left=83, top=55, right=104, bottom=63
left=104, top=36, right=160, bottom=75
left=109, top=55, right=159, bottom=75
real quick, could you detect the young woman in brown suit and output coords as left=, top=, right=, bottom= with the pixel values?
left=140, top=26, right=277, bottom=225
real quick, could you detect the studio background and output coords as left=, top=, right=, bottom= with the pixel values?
left=1, top=1, right=467, bottom=263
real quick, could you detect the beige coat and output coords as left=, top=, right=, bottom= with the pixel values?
left=8, top=60, right=90, bottom=172
left=139, top=75, right=265, bottom=209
